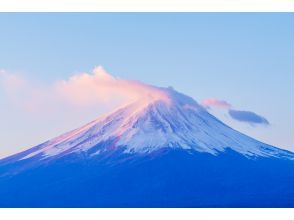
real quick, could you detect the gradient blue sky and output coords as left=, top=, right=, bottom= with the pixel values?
left=0, top=13, right=293, bottom=157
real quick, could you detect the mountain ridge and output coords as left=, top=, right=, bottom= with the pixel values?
left=0, top=86, right=294, bottom=207
left=1, top=87, right=293, bottom=165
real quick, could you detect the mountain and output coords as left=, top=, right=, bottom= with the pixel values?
left=0, top=87, right=293, bottom=207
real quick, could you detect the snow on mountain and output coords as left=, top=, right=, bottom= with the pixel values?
left=17, top=86, right=293, bottom=161
left=1, top=77, right=294, bottom=208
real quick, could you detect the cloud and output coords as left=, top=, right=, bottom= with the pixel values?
left=201, top=98, right=232, bottom=109
left=228, top=109, right=270, bottom=126
left=201, top=96, right=270, bottom=126
left=1, top=66, right=169, bottom=114
left=0, top=70, right=27, bottom=92
left=53, top=66, right=169, bottom=107
left=1, top=68, right=271, bottom=128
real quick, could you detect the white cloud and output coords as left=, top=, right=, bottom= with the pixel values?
left=1, top=66, right=168, bottom=114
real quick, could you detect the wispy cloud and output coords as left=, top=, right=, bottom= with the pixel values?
left=201, top=97, right=270, bottom=126
left=0, top=70, right=27, bottom=93
left=201, top=98, right=232, bottom=109
left=0, top=66, right=168, bottom=114
left=228, top=110, right=270, bottom=126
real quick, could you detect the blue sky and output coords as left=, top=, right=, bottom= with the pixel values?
left=0, top=13, right=293, bottom=157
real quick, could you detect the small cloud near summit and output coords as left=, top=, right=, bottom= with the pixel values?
left=202, top=97, right=270, bottom=126
left=229, top=110, right=270, bottom=126
left=201, top=98, right=232, bottom=109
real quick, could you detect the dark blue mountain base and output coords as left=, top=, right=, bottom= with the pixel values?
left=0, top=148, right=294, bottom=207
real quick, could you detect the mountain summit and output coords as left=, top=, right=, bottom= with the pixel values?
left=6, top=87, right=292, bottom=162
left=0, top=84, right=294, bottom=207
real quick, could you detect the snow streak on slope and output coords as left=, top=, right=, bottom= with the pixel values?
left=17, top=87, right=293, bottom=161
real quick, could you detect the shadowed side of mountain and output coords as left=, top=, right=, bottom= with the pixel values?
left=0, top=148, right=294, bottom=208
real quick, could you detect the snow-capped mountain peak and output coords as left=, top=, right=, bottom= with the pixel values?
left=15, top=86, right=292, bottom=161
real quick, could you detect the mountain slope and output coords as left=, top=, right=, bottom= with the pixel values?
left=1, top=88, right=292, bottom=164
left=0, top=87, right=293, bottom=207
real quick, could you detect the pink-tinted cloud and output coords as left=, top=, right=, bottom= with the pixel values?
left=1, top=66, right=169, bottom=114
left=54, top=66, right=169, bottom=107
left=0, top=70, right=27, bottom=93
left=201, top=98, right=232, bottom=109
left=201, top=97, right=270, bottom=126
left=0, top=70, right=53, bottom=113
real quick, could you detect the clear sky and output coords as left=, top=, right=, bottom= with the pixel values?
left=0, top=13, right=293, bottom=158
